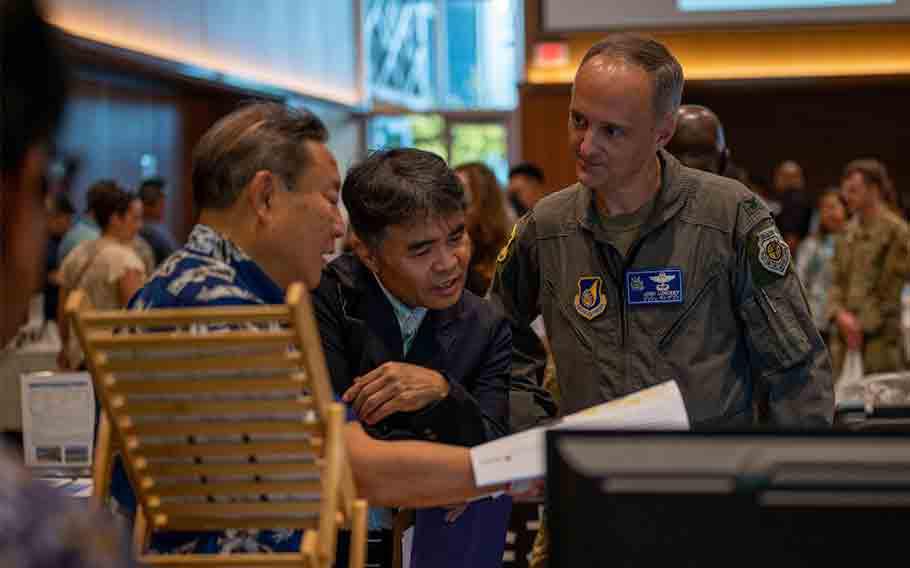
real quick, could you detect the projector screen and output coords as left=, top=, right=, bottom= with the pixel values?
left=541, top=0, right=910, bottom=32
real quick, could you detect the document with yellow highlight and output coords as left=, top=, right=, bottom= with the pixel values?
left=470, top=381, right=689, bottom=487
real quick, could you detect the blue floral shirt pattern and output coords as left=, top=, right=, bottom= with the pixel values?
left=116, top=224, right=301, bottom=555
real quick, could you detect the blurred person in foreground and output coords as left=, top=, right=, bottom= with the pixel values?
left=455, top=161, right=512, bottom=296
left=1, top=1, right=129, bottom=566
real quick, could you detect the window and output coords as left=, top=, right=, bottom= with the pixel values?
left=368, top=113, right=510, bottom=182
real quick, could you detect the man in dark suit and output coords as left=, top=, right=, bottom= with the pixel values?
left=313, top=148, right=533, bottom=568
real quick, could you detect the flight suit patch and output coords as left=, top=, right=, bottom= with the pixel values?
left=756, top=226, right=790, bottom=276
left=574, top=276, right=607, bottom=320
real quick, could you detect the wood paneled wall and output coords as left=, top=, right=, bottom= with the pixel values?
left=56, top=59, right=250, bottom=242
left=519, top=76, right=910, bottom=199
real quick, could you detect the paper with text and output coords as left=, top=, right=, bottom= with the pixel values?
left=21, top=371, right=95, bottom=469
left=470, top=381, right=689, bottom=487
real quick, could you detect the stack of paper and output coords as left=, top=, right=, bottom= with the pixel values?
left=470, top=381, right=689, bottom=487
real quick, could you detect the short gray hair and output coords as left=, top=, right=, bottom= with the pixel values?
left=192, top=101, right=328, bottom=210
left=579, top=34, right=684, bottom=118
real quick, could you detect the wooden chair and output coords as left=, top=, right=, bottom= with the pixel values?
left=67, top=283, right=367, bottom=568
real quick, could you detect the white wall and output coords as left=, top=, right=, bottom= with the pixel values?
left=47, top=0, right=363, bottom=107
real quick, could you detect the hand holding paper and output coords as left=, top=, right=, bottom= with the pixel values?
left=470, top=381, right=689, bottom=487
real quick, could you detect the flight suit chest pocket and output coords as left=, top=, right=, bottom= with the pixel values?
left=739, top=286, right=810, bottom=374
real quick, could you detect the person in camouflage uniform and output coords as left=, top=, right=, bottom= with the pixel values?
left=829, top=159, right=910, bottom=376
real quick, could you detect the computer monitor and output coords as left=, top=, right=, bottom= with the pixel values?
left=546, top=430, right=910, bottom=568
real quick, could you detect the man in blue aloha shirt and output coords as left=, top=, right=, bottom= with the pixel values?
left=112, top=102, right=512, bottom=565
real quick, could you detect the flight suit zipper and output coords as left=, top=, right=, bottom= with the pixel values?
left=658, top=273, right=721, bottom=350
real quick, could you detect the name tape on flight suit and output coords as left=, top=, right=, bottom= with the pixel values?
left=626, top=268, right=685, bottom=305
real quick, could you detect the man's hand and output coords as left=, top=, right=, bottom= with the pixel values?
left=342, top=362, right=450, bottom=425
left=835, top=310, right=863, bottom=350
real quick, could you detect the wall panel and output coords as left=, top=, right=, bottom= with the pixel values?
left=47, top=0, right=361, bottom=106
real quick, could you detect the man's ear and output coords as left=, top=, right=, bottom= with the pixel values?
left=655, top=111, right=678, bottom=149
left=246, top=170, right=275, bottom=220
left=351, top=233, right=380, bottom=273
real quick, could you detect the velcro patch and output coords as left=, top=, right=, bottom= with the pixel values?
left=756, top=226, right=790, bottom=276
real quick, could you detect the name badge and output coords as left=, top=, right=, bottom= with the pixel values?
left=626, top=268, right=684, bottom=305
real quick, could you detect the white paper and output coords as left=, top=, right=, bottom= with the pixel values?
left=470, top=381, right=689, bottom=487
left=20, top=371, right=95, bottom=469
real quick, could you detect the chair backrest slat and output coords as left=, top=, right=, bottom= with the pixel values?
left=69, top=282, right=367, bottom=567
left=151, top=480, right=322, bottom=499
left=88, top=329, right=297, bottom=349
left=82, top=305, right=290, bottom=326
left=99, top=351, right=302, bottom=374
left=122, top=397, right=315, bottom=417
left=133, top=439, right=322, bottom=460
left=105, top=376, right=304, bottom=395
left=122, top=420, right=322, bottom=438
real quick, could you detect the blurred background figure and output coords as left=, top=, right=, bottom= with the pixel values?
left=666, top=104, right=729, bottom=175
left=795, top=187, right=848, bottom=344
left=829, top=158, right=910, bottom=375
left=770, top=160, right=813, bottom=253
left=455, top=162, right=512, bottom=296
left=57, top=187, right=146, bottom=370
left=0, top=448, right=128, bottom=568
left=57, top=179, right=119, bottom=263
left=137, top=176, right=177, bottom=268
left=2, top=1, right=129, bottom=566
left=507, top=162, right=547, bottom=218
left=43, top=192, right=75, bottom=327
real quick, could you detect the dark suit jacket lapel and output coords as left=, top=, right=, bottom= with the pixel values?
left=354, top=273, right=403, bottom=373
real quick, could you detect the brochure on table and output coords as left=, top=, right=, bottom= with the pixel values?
left=470, top=381, right=689, bottom=487
left=20, top=371, right=95, bottom=470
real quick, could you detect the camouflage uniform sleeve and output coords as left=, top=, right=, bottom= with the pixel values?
left=734, top=196, right=834, bottom=427
left=826, top=234, right=848, bottom=324
left=488, top=214, right=558, bottom=431
left=862, top=221, right=910, bottom=335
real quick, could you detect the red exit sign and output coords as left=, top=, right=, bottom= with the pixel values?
left=532, top=41, right=569, bottom=67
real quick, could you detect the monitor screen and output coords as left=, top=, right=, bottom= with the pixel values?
left=546, top=430, right=910, bottom=568
left=541, top=0, right=910, bottom=31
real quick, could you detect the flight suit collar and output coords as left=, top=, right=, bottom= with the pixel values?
left=575, top=149, right=692, bottom=243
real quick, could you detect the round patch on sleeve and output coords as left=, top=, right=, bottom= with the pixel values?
left=756, top=226, right=790, bottom=276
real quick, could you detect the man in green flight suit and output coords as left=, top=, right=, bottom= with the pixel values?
left=493, top=34, right=834, bottom=568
